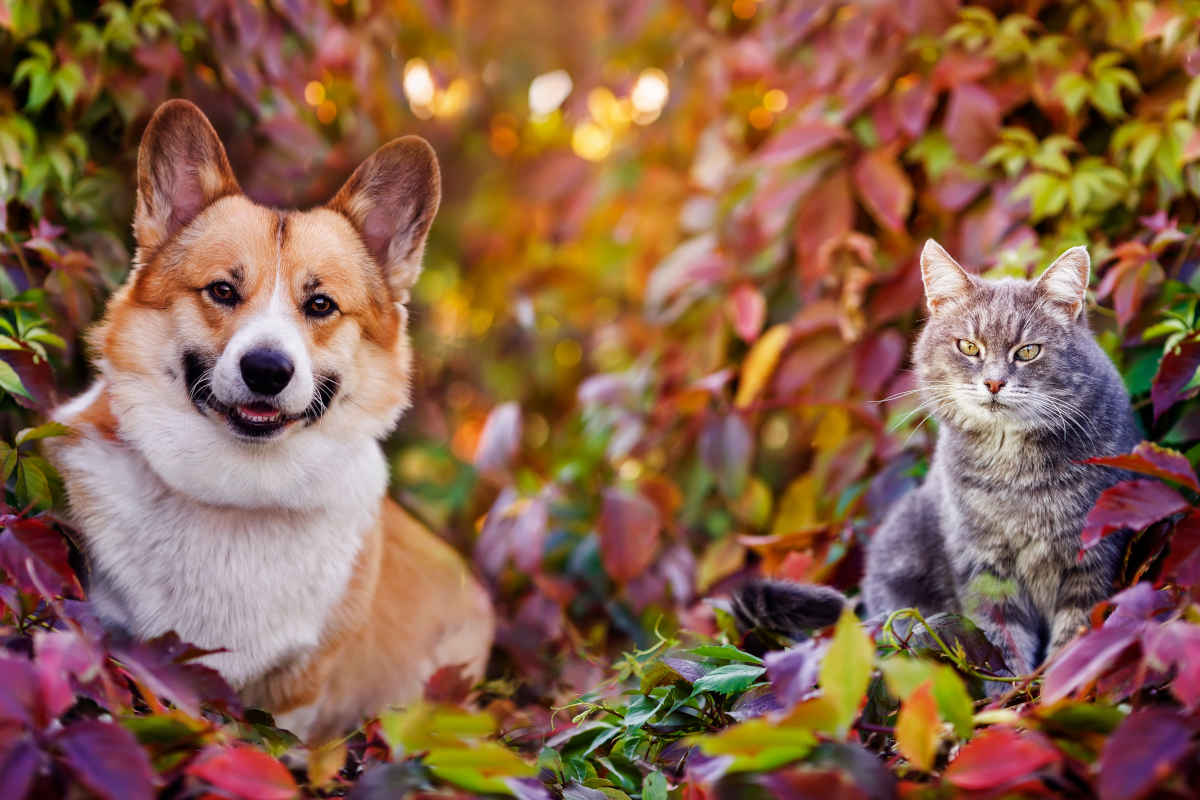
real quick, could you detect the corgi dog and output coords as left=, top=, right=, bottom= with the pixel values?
left=46, top=100, right=494, bottom=742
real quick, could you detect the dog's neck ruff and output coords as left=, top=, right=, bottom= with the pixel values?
left=54, top=378, right=390, bottom=687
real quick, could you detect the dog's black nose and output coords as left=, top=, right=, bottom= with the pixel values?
left=240, top=348, right=294, bottom=396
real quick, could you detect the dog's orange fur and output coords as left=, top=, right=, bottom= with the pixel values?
left=49, top=100, right=494, bottom=741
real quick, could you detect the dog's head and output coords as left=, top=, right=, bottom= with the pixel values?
left=92, top=100, right=439, bottom=505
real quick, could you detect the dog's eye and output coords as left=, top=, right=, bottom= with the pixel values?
left=303, top=294, right=338, bottom=318
left=1014, top=343, right=1041, bottom=362
left=956, top=339, right=980, bottom=357
left=206, top=281, right=239, bottom=306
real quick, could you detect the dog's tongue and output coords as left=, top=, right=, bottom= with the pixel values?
left=239, top=402, right=281, bottom=422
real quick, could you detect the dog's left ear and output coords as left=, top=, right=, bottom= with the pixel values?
left=328, top=137, right=441, bottom=298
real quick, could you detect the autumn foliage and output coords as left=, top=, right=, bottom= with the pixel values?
left=2, top=0, right=1200, bottom=798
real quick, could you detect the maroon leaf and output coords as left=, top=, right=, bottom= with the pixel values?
left=0, top=518, right=82, bottom=599
left=726, top=284, right=766, bottom=343
left=598, top=487, right=661, bottom=583
left=1042, top=624, right=1142, bottom=705
left=852, top=148, right=912, bottom=232
left=55, top=720, right=158, bottom=800
left=943, top=83, right=1001, bottom=161
left=698, top=414, right=753, bottom=499
left=186, top=744, right=298, bottom=800
left=1097, top=709, right=1197, bottom=800
left=1084, top=442, right=1200, bottom=493
left=423, top=662, right=474, bottom=704
left=474, top=402, right=522, bottom=476
left=793, top=169, right=854, bottom=283
left=1162, top=510, right=1200, bottom=586
left=1152, top=334, right=1200, bottom=420
left=109, top=632, right=241, bottom=717
left=943, top=727, right=1061, bottom=791
left=755, top=120, right=847, bottom=166
left=1142, top=621, right=1200, bottom=709
left=1080, top=480, right=1189, bottom=551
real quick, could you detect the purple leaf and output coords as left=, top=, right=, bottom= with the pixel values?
left=0, top=736, right=44, bottom=800
left=1142, top=621, right=1200, bottom=709
left=34, top=630, right=104, bottom=720
left=1084, top=442, right=1200, bottom=493
left=698, top=414, right=753, bottom=498
left=0, top=518, right=82, bottom=599
left=109, top=632, right=241, bottom=716
left=55, top=720, right=158, bottom=800
left=0, top=656, right=41, bottom=728
left=765, top=641, right=822, bottom=708
left=1098, top=709, right=1197, bottom=800
left=1042, top=624, right=1143, bottom=705
left=474, top=402, right=522, bottom=476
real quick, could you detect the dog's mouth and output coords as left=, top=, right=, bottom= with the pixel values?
left=183, top=352, right=339, bottom=439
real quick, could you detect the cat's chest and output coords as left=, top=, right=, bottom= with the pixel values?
left=58, top=434, right=380, bottom=688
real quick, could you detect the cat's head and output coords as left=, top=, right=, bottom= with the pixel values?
left=912, top=239, right=1093, bottom=433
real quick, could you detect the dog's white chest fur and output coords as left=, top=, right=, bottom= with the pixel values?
left=55, top=382, right=388, bottom=688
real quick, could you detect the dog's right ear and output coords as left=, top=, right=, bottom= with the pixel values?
left=133, top=99, right=240, bottom=254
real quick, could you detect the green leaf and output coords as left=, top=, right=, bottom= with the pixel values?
left=16, top=421, right=70, bottom=446
left=0, top=359, right=32, bottom=400
left=818, top=608, right=874, bottom=736
left=642, top=771, right=668, bottom=800
left=686, top=644, right=763, bottom=664
left=691, top=663, right=766, bottom=696
left=16, top=458, right=52, bottom=509
left=691, top=718, right=816, bottom=772
left=880, top=655, right=974, bottom=738
left=424, top=742, right=536, bottom=795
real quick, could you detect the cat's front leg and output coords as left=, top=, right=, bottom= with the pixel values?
left=1047, top=605, right=1089, bottom=654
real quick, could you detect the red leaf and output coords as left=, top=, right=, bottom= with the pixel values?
left=598, top=488, right=661, bottom=582
left=423, top=662, right=475, bottom=704
left=1097, top=709, right=1197, bottom=800
left=1080, top=480, right=1189, bottom=551
left=56, top=720, right=159, bottom=800
left=944, top=727, right=1060, bottom=791
left=1041, top=624, right=1142, bottom=705
left=755, top=120, right=847, bottom=166
left=1152, top=334, right=1200, bottom=421
left=1084, top=442, right=1200, bottom=493
left=1162, top=510, right=1200, bottom=586
left=852, top=149, right=912, bottom=232
left=726, top=284, right=766, bottom=343
left=943, top=83, right=1001, bottom=161
left=793, top=169, right=854, bottom=283
left=0, top=518, right=82, bottom=600
left=187, top=745, right=298, bottom=800
left=474, top=402, right=522, bottom=476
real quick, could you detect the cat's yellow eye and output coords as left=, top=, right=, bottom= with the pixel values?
left=1014, top=344, right=1041, bottom=362
left=956, top=339, right=980, bottom=357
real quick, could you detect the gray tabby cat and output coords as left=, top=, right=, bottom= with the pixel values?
left=734, top=240, right=1140, bottom=675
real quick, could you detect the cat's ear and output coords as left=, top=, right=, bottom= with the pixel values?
left=134, top=100, right=240, bottom=254
left=920, top=239, right=975, bottom=312
left=328, top=136, right=441, bottom=299
left=1036, top=246, right=1089, bottom=321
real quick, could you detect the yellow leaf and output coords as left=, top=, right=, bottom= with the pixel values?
left=696, top=536, right=747, bottom=592
left=734, top=323, right=791, bottom=408
left=811, top=406, right=850, bottom=452
left=307, top=738, right=347, bottom=788
left=895, top=680, right=940, bottom=772
left=771, top=473, right=822, bottom=535
left=818, top=607, right=874, bottom=737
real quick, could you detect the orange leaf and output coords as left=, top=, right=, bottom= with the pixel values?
left=895, top=681, right=940, bottom=772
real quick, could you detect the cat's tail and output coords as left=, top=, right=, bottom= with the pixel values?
left=731, top=580, right=848, bottom=639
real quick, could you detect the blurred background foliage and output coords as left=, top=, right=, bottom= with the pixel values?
left=3, top=0, right=1200, bottom=797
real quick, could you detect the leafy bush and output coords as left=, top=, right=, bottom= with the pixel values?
left=2, top=0, right=1200, bottom=797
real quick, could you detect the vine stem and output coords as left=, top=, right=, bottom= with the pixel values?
left=880, top=607, right=1025, bottom=684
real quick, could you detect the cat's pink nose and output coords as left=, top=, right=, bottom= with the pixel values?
left=984, top=379, right=1006, bottom=394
